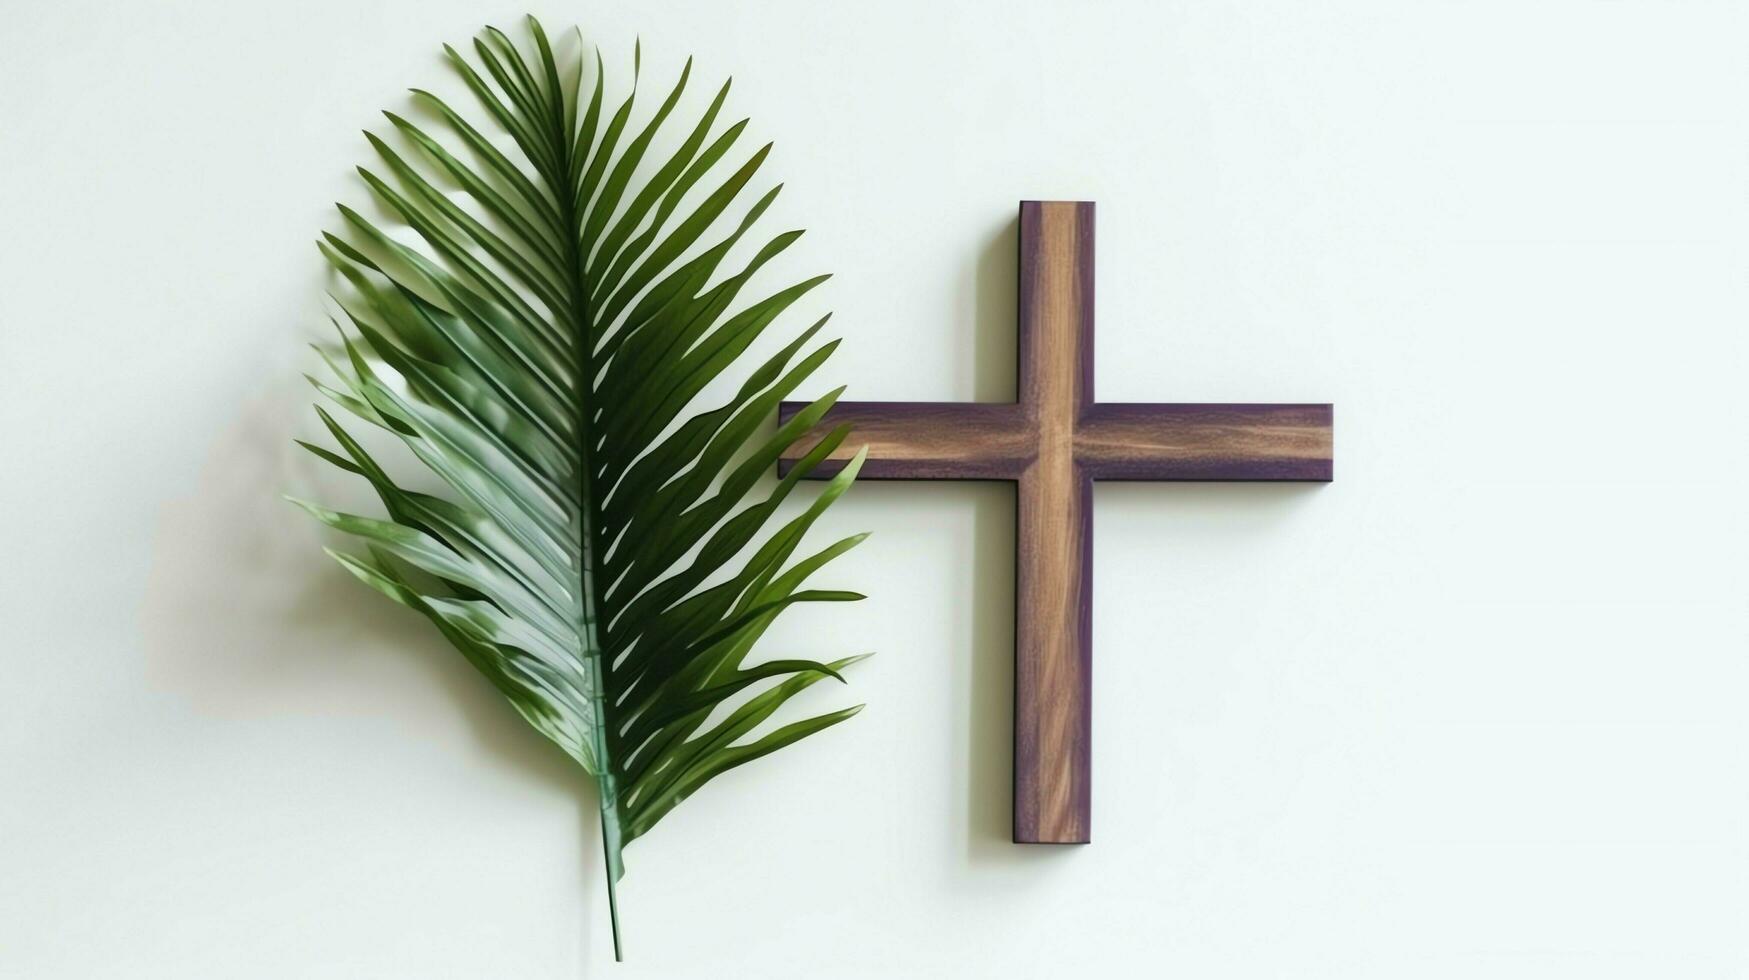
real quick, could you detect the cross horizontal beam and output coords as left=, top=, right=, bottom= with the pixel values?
left=779, top=401, right=1333, bottom=482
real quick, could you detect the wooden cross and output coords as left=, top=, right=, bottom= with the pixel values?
left=778, top=201, right=1333, bottom=843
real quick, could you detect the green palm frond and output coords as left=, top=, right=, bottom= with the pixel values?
left=291, top=17, right=868, bottom=959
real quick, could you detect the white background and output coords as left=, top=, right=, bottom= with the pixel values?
left=3, top=1, right=1746, bottom=977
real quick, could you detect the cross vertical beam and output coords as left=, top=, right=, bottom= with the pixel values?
left=777, top=200, right=1333, bottom=845
left=1014, top=201, right=1094, bottom=842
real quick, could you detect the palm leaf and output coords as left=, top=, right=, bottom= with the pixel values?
left=292, top=18, right=868, bottom=960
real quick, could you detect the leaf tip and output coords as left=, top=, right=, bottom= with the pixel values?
left=284, top=495, right=325, bottom=518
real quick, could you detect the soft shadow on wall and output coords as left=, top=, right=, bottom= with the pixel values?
left=136, top=349, right=604, bottom=932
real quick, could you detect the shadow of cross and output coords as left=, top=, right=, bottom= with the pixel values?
left=777, top=200, right=1334, bottom=844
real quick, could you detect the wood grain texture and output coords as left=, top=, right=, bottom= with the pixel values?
left=1012, top=202, right=1095, bottom=842
left=776, top=402, right=1031, bottom=480
left=775, top=200, right=1333, bottom=846
left=1076, top=403, right=1334, bottom=481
